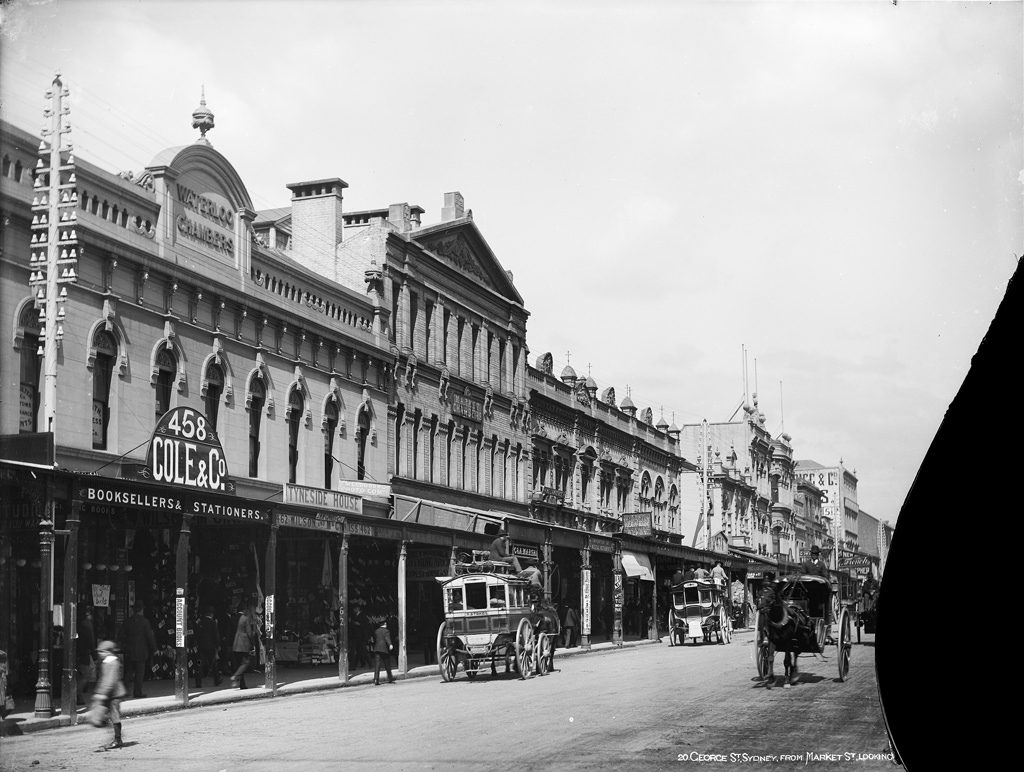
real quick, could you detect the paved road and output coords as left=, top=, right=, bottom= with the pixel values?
left=0, top=631, right=896, bottom=772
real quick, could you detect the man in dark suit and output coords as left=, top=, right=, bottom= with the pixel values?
left=372, top=618, right=396, bottom=685
left=799, top=545, right=830, bottom=621
left=118, top=602, right=157, bottom=698
left=801, top=545, right=830, bottom=578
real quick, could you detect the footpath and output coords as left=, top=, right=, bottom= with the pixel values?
left=1, top=633, right=685, bottom=737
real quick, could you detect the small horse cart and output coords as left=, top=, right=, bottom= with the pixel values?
left=754, top=574, right=853, bottom=687
left=667, top=578, right=733, bottom=646
left=435, top=553, right=560, bottom=681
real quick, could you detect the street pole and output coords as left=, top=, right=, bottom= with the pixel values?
left=29, top=70, right=79, bottom=720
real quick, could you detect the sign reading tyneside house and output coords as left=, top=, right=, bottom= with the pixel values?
left=283, top=483, right=362, bottom=516
left=619, top=512, right=653, bottom=537
left=145, top=407, right=230, bottom=492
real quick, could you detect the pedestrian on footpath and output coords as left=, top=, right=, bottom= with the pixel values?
left=230, top=599, right=259, bottom=689
left=118, top=602, right=156, bottom=699
left=372, top=617, right=395, bottom=685
left=76, top=607, right=98, bottom=705
left=563, top=605, right=579, bottom=648
left=194, top=606, right=222, bottom=688
left=86, top=640, right=127, bottom=751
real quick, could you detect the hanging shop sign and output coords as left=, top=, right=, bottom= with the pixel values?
left=512, top=544, right=540, bottom=562
left=619, top=512, right=653, bottom=537
left=277, top=510, right=345, bottom=533
left=335, top=480, right=392, bottom=498
left=283, top=483, right=362, bottom=516
left=581, top=567, right=592, bottom=636
left=175, top=589, right=186, bottom=648
left=140, top=407, right=232, bottom=493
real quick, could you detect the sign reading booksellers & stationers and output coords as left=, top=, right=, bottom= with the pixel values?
left=87, top=406, right=271, bottom=523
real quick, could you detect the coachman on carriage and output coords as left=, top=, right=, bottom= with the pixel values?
left=754, top=567, right=853, bottom=688
left=435, top=552, right=560, bottom=681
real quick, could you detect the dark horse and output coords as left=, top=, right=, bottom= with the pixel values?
left=759, top=578, right=828, bottom=688
left=490, top=595, right=561, bottom=676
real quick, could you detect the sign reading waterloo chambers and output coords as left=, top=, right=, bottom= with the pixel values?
left=146, top=407, right=229, bottom=492
left=283, top=483, right=362, bottom=516
left=174, top=181, right=234, bottom=257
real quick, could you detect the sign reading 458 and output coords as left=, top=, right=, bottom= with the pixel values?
left=146, top=407, right=230, bottom=492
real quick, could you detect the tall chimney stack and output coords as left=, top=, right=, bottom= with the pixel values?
left=286, top=178, right=348, bottom=276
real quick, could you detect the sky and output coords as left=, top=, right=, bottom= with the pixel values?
left=1, top=0, right=1020, bottom=525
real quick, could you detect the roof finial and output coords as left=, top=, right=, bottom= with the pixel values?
left=192, top=85, right=215, bottom=145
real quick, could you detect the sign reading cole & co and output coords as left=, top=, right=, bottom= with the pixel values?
left=145, top=407, right=230, bottom=492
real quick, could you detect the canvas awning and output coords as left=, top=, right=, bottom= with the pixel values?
left=621, top=550, right=654, bottom=582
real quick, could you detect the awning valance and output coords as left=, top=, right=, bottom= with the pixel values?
left=621, top=550, right=654, bottom=582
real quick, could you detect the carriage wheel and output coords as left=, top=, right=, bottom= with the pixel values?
left=719, top=606, right=731, bottom=644
left=437, top=622, right=459, bottom=682
left=837, top=607, right=853, bottom=682
left=536, top=633, right=553, bottom=676
left=515, top=619, right=536, bottom=680
left=754, top=613, right=770, bottom=679
left=667, top=610, right=676, bottom=646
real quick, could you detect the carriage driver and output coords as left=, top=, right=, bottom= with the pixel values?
left=488, top=530, right=524, bottom=573
left=799, top=545, right=830, bottom=620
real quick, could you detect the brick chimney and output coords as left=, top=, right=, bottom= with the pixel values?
left=441, top=191, right=464, bottom=222
left=286, top=178, right=348, bottom=276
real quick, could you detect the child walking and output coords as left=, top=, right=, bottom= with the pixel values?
left=88, top=639, right=127, bottom=751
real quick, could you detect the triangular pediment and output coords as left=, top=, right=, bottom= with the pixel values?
left=415, top=220, right=523, bottom=305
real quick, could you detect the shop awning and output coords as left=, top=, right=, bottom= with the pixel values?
left=621, top=550, right=654, bottom=582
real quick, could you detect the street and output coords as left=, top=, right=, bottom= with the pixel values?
left=0, top=631, right=895, bottom=772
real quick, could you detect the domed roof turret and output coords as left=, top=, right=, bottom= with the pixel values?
left=620, top=394, right=635, bottom=409
left=560, top=363, right=577, bottom=383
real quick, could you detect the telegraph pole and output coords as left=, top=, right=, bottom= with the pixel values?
left=29, top=71, right=79, bottom=718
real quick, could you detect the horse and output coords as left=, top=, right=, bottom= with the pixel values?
left=758, top=580, right=823, bottom=689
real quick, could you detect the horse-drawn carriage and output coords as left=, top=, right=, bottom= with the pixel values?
left=667, top=578, right=732, bottom=646
left=435, top=553, right=560, bottom=681
left=755, top=574, right=853, bottom=687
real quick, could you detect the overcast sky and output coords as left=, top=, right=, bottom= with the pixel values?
left=2, top=0, right=1020, bottom=524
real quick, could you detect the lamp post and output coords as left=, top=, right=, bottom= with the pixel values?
left=29, top=71, right=78, bottom=719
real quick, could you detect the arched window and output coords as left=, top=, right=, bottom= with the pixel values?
left=154, top=349, right=176, bottom=420
left=205, top=362, right=224, bottom=433
left=357, top=409, right=371, bottom=480
left=92, top=331, right=117, bottom=449
left=249, top=379, right=266, bottom=478
left=446, top=421, right=455, bottom=486
left=429, top=416, right=438, bottom=484
left=324, top=398, right=339, bottom=488
left=394, top=404, right=405, bottom=477
left=287, top=389, right=304, bottom=484
left=412, top=409, right=422, bottom=480
left=18, top=306, right=41, bottom=433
